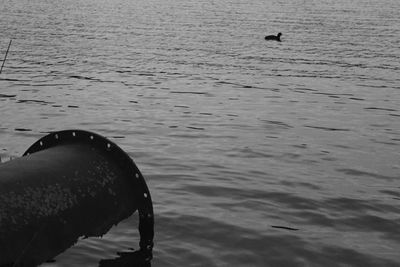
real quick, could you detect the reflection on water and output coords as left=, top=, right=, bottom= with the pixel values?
left=1, top=0, right=400, bottom=265
left=99, top=251, right=151, bottom=267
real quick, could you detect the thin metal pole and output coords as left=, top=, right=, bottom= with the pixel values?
left=0, top=39, right=12, bottom=75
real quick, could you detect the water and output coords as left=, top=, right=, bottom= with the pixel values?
left=1, top=0, right=399, bottom=265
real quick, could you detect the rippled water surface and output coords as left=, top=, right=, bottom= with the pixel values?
left=1, top=0, right=400, bottom=266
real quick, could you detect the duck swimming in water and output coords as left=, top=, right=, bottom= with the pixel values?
left=265, top=32, right=282, bottom=42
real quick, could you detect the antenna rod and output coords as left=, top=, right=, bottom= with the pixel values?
left=0, top=39, right=12, bottom=75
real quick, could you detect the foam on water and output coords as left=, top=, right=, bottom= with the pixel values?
left=1, top=0, right=399, bottom=266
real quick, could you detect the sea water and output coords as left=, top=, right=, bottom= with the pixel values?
left=0, top=0, right=399, bottom=266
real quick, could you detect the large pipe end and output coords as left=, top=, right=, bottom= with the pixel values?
left=0, top=130, right=154, bottom=266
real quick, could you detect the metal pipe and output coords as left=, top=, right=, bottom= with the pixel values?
left=0, top=130, right=154, bottom=266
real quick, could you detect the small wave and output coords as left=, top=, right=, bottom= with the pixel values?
left=170, top=91, right=212, bottom=96
left=186, top=126, right=205, bottom=130
left=14, top=128, right=32, bottom=132
left=337, top=168, right=395, bottom=181
left=365, top=107, right=397, bottom=112
left=271, top=225, right=299, bottom=231
left=305, top=125, right=350, bottom=131
left=0, top=93, right=16, bottom=98
left=17, top=99, right=55, bottom=105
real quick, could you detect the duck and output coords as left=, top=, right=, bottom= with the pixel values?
left=265, top=32, right=282, bottom=42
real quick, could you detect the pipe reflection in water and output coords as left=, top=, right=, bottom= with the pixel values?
left=0, top=130, right=154, bottom=267
left=99, top=250, right=151, bottom=267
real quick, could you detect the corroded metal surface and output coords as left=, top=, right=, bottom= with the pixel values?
left=0, top=130, right=154, bottom=266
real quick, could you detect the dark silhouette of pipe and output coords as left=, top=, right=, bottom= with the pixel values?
left=0, top=130, right=154, bottom=267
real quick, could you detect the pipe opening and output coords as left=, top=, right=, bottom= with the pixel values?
left=0, top=129, right=154, bottom=266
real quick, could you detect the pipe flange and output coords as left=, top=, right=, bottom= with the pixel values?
left=23, top=130, right=154, bottom=261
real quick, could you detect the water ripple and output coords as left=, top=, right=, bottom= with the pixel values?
left=0, top=0, right=399, bottom=265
